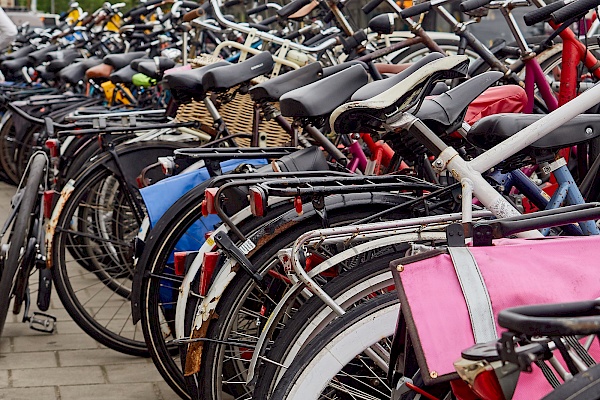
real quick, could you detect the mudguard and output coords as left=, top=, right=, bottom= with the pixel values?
left=45, top=141, right=191, bottom=269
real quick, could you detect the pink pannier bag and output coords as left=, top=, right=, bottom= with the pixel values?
left=391, top=235, right=600, bottom=399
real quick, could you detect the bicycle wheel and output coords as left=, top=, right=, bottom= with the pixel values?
left=271, top=293, right=399, bottom=400
left=195, top=204, right=412, bottom=400
left=252, top=253, right=399, bottom=399
left=542, top=363, right=600, bottom=400
left=50, top=141, right=186, bottom=355
left=391, top=38, right=479, bottom=65
left=138, top=181, right=293, bottom=399
left=0, top=112, right=20, bottom=185
left=0, top=152, right=45, bottom=335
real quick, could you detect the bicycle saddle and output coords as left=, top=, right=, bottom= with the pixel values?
left=46, top=50, right=81, bottom=73
left=250, top=62, right=323, bottom=103
left=35, top=65, right=55, bottom=81
left=351, top=52, right=444, bottom=102
left=110, top=65, right=138, bottom=84
left=58, top=58, right=103, bottom=85
left=45, top=48, right=79, bottom=62
left=415, top=71, right=503, bottom=132
left=331, top=55, right=469, bottom=135
left=1, top=57, right=30, bottom=74
left=250, top=61, right=368, bottom=103
left=27, top=45, right=59, bottom=66
left=135, top=58, right=177, bottom=80
left=469, top=113, right=600, bottom=150
left=279, top=64, right=369, bottom=118
left=0, top=45, right=35, bottom=61
left=202, top=52, right=274, bottom=92
left=164, top=61, right=231, bottom=103
left=86, top=63, right=115, bottom=80
left=103, top=51, right=148, bottom=70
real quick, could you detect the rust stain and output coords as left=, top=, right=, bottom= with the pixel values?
left=184, top=312, right=218, bottom=376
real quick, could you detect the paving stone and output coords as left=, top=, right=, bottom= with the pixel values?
left=155, top=380, right=185, bottom=400
left=12, top=333, right=98, bottom=352
left=104, top=362, right=164, bottom=384
left=0, top=370, right=8, bottom=388
left=59, top=348, right=146, bottom=367
left=0, top=351, right=57, bottom=369
left=12, top=366, right=104, bottom=387
left=60, top=383, right=159, bottom=400
left=2, top=321, right=55, bottom=337
left=0, top=386, right=57, bottom=399
left=0, top=337, right=10, bottom=353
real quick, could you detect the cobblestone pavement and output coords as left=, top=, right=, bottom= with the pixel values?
left=0, top=182, right=180, bottom=400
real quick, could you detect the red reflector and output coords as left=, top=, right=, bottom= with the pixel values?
left=204, top=231, right=213, bottom=240
left=249, top=186, right=266, bottom=217
left=43, top=190, right=55, bottom=219
left=205, top=188, right=219, bottom=215
left=472, top=369, right=505, bottom=400
left=174, top=252, right=187, bottom=276
left=294, top=196, right=303, bottom=215
left=44, top=139, right=59, bottom=158
left=201, top=200, right=209, bottom=217
left=135, top=176, right=144, bottom=189
left=199, top=252, right=219, bottom=296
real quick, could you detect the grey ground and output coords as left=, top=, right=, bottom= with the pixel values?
left=0, top=181, right=180, bottom=400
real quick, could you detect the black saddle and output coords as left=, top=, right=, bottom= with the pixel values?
left=279, top=64, right=369, bottom=118
left=250, top=61, right=368, bottom=103
left=250, top=62, right=322, bottom=103
left=45, top=49, right=79, bottom=62
left=135, top=58, right=177, bottom=79
left=27, top=45, right=59, bottom=66
left=201, top=52, right=274, bottom=92
left=58, top=58, right=103, bottom=85
left=469, top=113, right=600, bottom=150
left=415, top=71, right=503, bottom=132
left=104, top=51, right=148, bottom=70
left=1, top=45, right=35, bottom=61
left=110, top=65, right=138, bottom=84
left=351, top=53, right=444, bottom=101
left=46, top=51, right=83, bottom=73
left=1, top=57, right=30, bottom=74
left=35, top=65, right=55, bottom=81
left=164, top=62, right=230, bottom=103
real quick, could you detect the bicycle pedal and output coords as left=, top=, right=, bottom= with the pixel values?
left=28, top=312, right=56, bottom=333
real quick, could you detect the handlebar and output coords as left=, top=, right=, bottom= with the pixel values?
left=459, top=0, right=492, bottom=13
left=277, top=0, right=313, bottom=18
left=551, top=0, right=600, bottom=24
left=362, top=0, right=385, bottom=14
left=399, top=1, right=432, bottom=18
left=523, top=0, right=573, bottom=25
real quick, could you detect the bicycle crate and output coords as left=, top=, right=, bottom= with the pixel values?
left=174, top=54, right=291, bottom=148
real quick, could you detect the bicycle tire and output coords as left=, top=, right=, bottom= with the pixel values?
left=138, top=181, right=294, bottom=399
left=0, top=152, right=45, bottom=335
left=270, top=292, right=399, bottom=400
left=50, top=141, right=188, bottom=355
left=252, top=254, right=399, bottom=399
left=0, top=112, right=20, bottom=185
left=542, top=363, right=600, bottom=400
left=196, top=204, right=412, bottom=400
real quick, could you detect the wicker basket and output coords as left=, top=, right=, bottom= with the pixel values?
left=174, top=54, right=291, bottom=148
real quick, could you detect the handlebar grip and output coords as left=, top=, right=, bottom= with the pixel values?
left=277, top=0, right=313, bottom=18
left=283, top=28, right=303, bottom=40
left=223, top=0, right=241, bottom=7
left=248, top=22, right=272, bottom=31
left=399, top=1, right=432, bottom=18
left=182, top=7, right=205, bottom=22
left=247, top=4, right=270, bottom=15
left=551, top=0, right=600, bottom=24
left=362, top=0, right=385, bottom=14
left=523, top=0, right=569, bottom=25
left=132, top=24, right=155, bottom=30
left=459, top=0, right=492, bottom=13
left=181, top=1, right=201, bottom=8
left=260, top=15, right=278, bottom=25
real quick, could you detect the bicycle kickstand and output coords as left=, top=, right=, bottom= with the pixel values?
left=21, top=288, right=56, bottom=333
